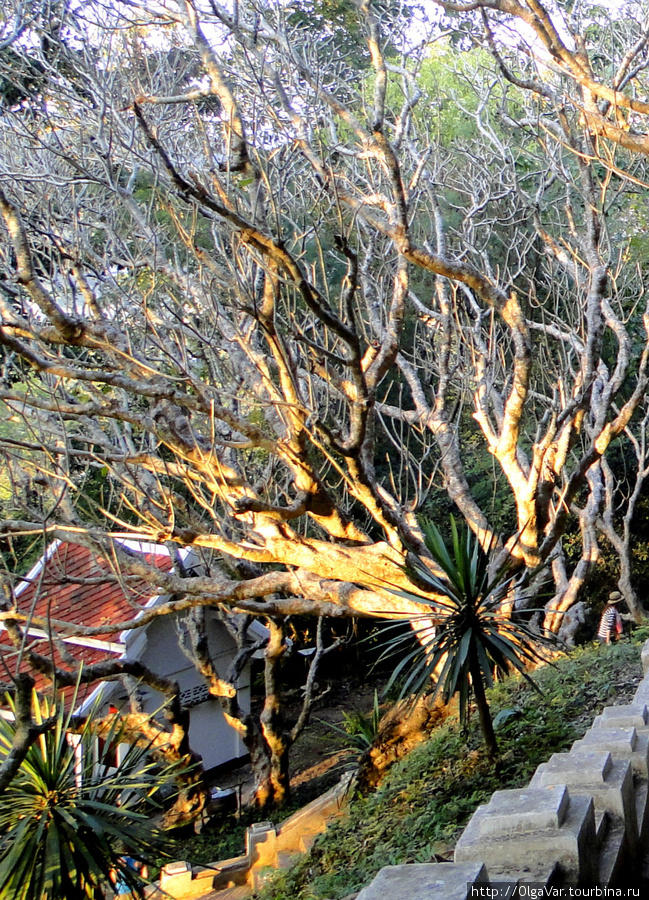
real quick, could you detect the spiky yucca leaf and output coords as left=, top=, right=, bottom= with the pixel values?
left=379, top=519, right=552, bottom=753
left=0, top=689, right=185, bottom=900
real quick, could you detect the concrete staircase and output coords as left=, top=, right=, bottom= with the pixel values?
left=354, top=640, right=649, bottom=899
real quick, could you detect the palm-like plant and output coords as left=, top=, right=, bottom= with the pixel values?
left=0, top=690, right=183, bottom=900
left=382, top=519, right=550, bottom=757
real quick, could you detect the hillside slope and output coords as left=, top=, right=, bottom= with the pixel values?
left=260, top=637, right=645, bottom=900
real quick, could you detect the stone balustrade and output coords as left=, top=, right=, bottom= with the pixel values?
left=356, top=640, right=649, bottom=899
left=158, top=642, right=649, bottom=900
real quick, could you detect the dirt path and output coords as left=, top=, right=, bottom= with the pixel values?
left=214, top=679, right=383, bottom=806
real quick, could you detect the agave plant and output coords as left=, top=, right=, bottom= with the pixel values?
left=0, top=689, right=183, bottom=900
left=322, top=689, right=383, bottom=759
left=381, top=519, right=550, bottom=757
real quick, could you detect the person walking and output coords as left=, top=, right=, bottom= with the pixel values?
left=597, top=592, right=624, bottom=644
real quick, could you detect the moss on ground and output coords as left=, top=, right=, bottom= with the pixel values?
left=259, top=636, right=646, bottom=900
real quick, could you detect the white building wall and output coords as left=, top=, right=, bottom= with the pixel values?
left=134, top=612, right=252, bottom=770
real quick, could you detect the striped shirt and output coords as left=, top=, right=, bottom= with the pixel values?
left=598, top=606, right=622, bottom=642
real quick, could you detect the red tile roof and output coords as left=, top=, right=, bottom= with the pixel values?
left=0, top=540, right=174, bottom=704
left=15, top=541, right=173, bottom=641
left=0, top=630, right=114, bottom=705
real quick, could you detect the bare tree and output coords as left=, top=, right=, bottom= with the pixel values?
left=425, top=0, right=649, bottom=629
left=177, top=605, right=342, bottom=807
left=1, top=0, right=649, bottom=802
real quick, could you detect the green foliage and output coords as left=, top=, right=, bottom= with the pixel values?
left=456, top=427, right=517, bottom=534
left=340, top=690, right=382, bottom=751
left=0, top=691, right=182, bottom=900
left=259, top=640, right=642, bottom=900
left=167, top=818, right=248, bottom=868
left=286, top=0, right=417, bottom=69
left=322, top=690, right=383, bottom=756
left=416, top=45, right=486, bottom=146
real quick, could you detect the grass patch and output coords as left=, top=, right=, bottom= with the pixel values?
left=167, top=818, right=250, bottom=867
left=259, top=638, right=643, bottom=900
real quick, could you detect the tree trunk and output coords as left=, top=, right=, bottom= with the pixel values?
left=599, top=458, right=645, bottom=623
left=104, top=701, right=208, bottom=830
left=246, top=718, right=290, bottom=811
left=544, top=466, right=603, bottom=633
left=248, top=619, right=291, bottom=811
left=163, top=770, right=208, bottom=829
left=159, top=704, right=208, bottom=829
left=469, top=649, right=498, bottom=759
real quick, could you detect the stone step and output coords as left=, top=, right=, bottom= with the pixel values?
left=595, top=810, right=609, bottom=845
left=571, top=728, right=649, bottom=778
left=633, top=677, right=649, bottom=706
left=530, top=750, right=636, bottom=851
left=354, top=862, right=488, bottom=900
left=211, top=857, right=250, bottom=890
left=595, top=705, right=649, bottom=730
left=454, top=786, right=597, bottom=884
left=598, top=819, right=627, bottom=886
left=486, top=862, right=561, bottom=887
left=636, top=780, right=649, bottom=844
left=158, top=862, right=218, bottom=900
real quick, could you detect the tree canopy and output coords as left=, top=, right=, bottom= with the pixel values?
left=2, top=0, right=649, bottom=799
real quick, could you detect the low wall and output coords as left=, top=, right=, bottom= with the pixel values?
left=158, top=644, right=649, bottom=900
left=157, top=771, right=354, bottom=899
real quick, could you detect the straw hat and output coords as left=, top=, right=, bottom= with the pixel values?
left=608, top=591, right=622, bottom=603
